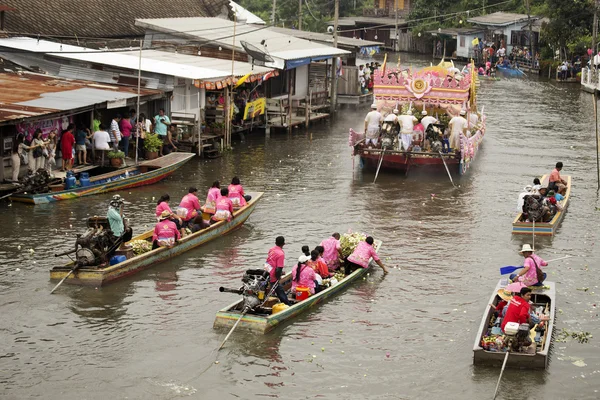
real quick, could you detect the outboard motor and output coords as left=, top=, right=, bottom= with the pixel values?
left=523, top=195, right=543, bottom=222
left=219, top=269, right=271, bottom=312
left=20, top=169, right=53, bottom=194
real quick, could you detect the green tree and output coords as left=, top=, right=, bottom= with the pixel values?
left=541, top=0, right=593, bottom=58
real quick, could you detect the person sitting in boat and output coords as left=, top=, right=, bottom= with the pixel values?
left=532, top=178, right=542, bottom=194
left=509, top=244, right=548, bottom=287
left=155, top=194, right=185, bottom=237
left=201, top=180, right=220, bottom=217
left=152, top=210, right=181, bottom=249
left=500, top=287, right=533, bottom=334
left=309, top=248, right=331, bottom=279
left=320, top=233, right=343, bottom=271
left=179, top=187, right=201, bottom=226
left=364, top=104, right=383, bottom=147
left=544, top=190, right=563, bottom=219
left=292, top=254, right=318, bottom=296
left=228, top=176, right=251, bottom=208
left=548, top=162, right=568, bottom=196
left=345, top=236, right=388, bottom=275
left=517, top=185, right=533, bottom=212
left=398, top=110, right=418, bottom=151
left=266, top=236, right=291, bottom=306
left=301, top=245, right=310, bottom=257
left=212, top=188, right=234, bottom=223
left=107, top=195, right=132, bottom=243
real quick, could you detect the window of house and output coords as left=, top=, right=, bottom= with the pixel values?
left=460, top=36, right=465, bottom=47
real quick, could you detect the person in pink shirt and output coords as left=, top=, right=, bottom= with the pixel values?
left=202, top=181, right=221, bottom=215
left=155, top=193, right=184, bottom=236
left=152, top=210, right=181, bottom=248
left=346, top=236, right=388, bottom=275
left=179, top=187, right=201, bottom=223
left=510, top=244, right=548, bottom=286
left=320, top=233, right=343, bottom=271
left=228, top=176, right=251, bottom=208
left=212, top=188, right=234, bottom=222
left=292, top=254, right=317, bottom=295
left=265, top=236, right=291, bottom=305
left=119, top=114, right=133, bottom=157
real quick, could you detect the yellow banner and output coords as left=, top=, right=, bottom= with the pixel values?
left=243, top=98, right=266, bottom=120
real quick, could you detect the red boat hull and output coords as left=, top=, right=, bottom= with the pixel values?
left=358, top=148, right=462, bottom=173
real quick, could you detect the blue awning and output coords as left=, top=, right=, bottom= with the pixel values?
left=285, top=58, right=312, bottom=69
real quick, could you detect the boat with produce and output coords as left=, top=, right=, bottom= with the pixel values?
left=214, top=238, right=381, bottom=334
left=10, top=152, right=195, bottom=204
left=349, top=61, right=486, bottom=176
left=50, top=192, right=263, bottom=286
left=473, top=279, right=555, bottom=369
left=512, top=175, right=571, bottom=236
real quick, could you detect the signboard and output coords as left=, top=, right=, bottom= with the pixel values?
left=243, top=97, right=266, bottom=120
left=15, top=116, right=74, bottom=141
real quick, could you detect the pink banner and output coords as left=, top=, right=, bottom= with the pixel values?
left=15, top=115, right=74, bottom=141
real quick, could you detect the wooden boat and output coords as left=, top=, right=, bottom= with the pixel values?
left=350, top=61, right=486, bottom=176
left=496, top=65, right=525, bottom=77
left=10, top=152, right=195, bottom=204
left=213, top=240, right=381, bottom=334
left=49, top=192, right=263, bottom=286
left=473, top=279, right=555, bottom=369
left=512, top=175, right=571, bottom=236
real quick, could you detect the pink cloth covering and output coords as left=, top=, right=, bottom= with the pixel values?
left=155, top=202, right=173, bottom=218
left=518, top=255, right=547, bottom=286
left=228, top=184, right=247, bottom=207
left=291, top=263, right=316, bottom=294
left=179, top=193, right=200, bottom=221
left=203, top=187, right=220, bottom=214
left=347, top=241, right=380, bottom=268
left=152, top=219, right=180, bottom=242
left=266, top=245, right=285, bottom=283
left=320, top=236, right=341, bottom=270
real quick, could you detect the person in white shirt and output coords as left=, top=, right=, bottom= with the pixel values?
left=420, top=110, right=438, bottom=132
left=363, top=104, right=383, bottom=146
left=93, top=124, right=111, bottom=150
left=397, top=110, right=418, bottom=151
left=448, top=110, right=468, bottom=151
left=517, top=185, right=533, bottom=212
left=109, top=115, right=122, bottom=150
left=468, top=111, right=479, bottom=130
left=383, top=109, right=399, bottom=123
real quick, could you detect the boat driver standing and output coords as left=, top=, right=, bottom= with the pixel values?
left=364, top=103, right=383, bottom=147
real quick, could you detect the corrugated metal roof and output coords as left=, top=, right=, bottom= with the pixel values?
left=230, top=1, right=264, bottom=24
left=135, top=17, right=351, bottom=63
left=467, top=12, right=537, bottom=27
left=268, top=26, right=383, bottom=49
left=0, top=37, right=273, bottom=80
left=0, top=71, right=162, bottom=124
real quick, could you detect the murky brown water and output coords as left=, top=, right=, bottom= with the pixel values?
left=1, top=58, right=600, bottom=399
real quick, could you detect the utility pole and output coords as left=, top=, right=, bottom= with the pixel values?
left=593, top=0, right=598, bottom=60
left=394, top=0, right=399, bottom=52
left=271, top=0, right=276, bottom=25
left=525, top=0, right=535, bottom=70
left=593, top=0, right=599, bottom=190
left=298, top=0, right=302, bottom=30
left=330, top=0, right=339, bottom=116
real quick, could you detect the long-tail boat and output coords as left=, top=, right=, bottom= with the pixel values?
left=213, top=240, right=381, bottom=334
left=349, top=61, right=486, bottom=176
left=50, top=192, right=263, bottom=286
left=512, top=175, right=571, bottom=236
left=10, top=152, right=195, bottom=204
left=473, top=279, right=555, bottom=369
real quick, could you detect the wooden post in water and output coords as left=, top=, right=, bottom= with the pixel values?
left=594, top=92, right=600, bottom=190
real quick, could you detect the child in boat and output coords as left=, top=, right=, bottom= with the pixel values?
left=152, top=210, right=181, bottom=248
left=291, top=255, right=317, bottom=296
left=228, top=176, right=251, bottom=208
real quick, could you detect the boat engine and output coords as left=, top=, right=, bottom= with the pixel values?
left=20, top=169, right=53, bottom=194
left=510, top=323, right=533, bottom=352
left=523, top=195, right=543, bottom=222
left=56, top=217, right=121, bottom=268
left=219, top=269, right=271, bottom=312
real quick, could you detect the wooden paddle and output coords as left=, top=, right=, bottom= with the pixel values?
left=438, top=151, right=457, bottom=188
left=493, top=339, right=512, bottom=400
left=218, top=307, right=249, bottom=351
left=499, top=255, right=573, bottom=275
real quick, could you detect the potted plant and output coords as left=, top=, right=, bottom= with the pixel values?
left=107, top=150, right=125, bottom=167
left=144, top=133, right=163, bottom=160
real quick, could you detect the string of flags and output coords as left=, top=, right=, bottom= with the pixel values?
left=194, top=70, right=279, bottom=90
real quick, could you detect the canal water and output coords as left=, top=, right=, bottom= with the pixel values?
left=1, top=61, right=599, bottom=399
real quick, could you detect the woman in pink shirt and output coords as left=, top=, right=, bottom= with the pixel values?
left=292, top=255, right=317, bottom=295
left=212, top=188, right=234, bottom=222
left=152, top=210, right=181, bottom=248
left=228, top=176, right=251, bottom=208
left=511, top=244, right=548, bottom=286
left=119, top=115, right=132, bottom=157
left=346, top=236, right=388, bottom=275
left=179, top=187, right=201, bottom=223
left=320, top=233, right=342, bottom=271
left=155, top=193, right=184, bottom=236
left=202, top=181, right=221, bottom=214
